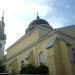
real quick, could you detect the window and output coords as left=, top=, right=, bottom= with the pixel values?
left=66, top=43, right=75, bottom=63
left=72, top=48, right=75, bottom=63
left=0, top=43, right=2, bottom=48
left=47, top=40, right=55, bottom=49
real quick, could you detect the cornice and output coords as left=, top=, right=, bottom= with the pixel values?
left=57, top=25, right=75, bottom=31
left=58, top=31, right=75, bottom=40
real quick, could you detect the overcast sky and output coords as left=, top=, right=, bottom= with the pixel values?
left=0, top=0, right=75, bottom=49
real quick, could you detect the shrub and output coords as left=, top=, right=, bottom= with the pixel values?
left=37, top=64, right=49, bottom=74
left=20, top=64, right=49, bottom=74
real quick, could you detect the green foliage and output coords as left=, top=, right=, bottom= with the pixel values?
left=37, top=64, right=49, bottom=74
left=20, top=64, right=49, bottom=74
left=20, top=64, right=36, bottom=74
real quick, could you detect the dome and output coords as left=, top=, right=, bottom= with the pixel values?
left=29, top=18, right=49, bottom=26
left=26, top=16, right=53, bottom=33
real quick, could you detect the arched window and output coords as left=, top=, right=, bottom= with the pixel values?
left=39, top=51, right=45, bottom=64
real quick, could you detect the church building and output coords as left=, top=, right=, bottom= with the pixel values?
left=0, top=12, right=6, bottom=61
left=5, top=15, right=75, bottom=75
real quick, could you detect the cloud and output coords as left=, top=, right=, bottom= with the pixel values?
left=0, top=0, right=74, bottom=49
left=48, top=14, right=67, bottom=28
left=15, top=0, right=53, bottom=18
left=0, top=0, right=63, bottom=48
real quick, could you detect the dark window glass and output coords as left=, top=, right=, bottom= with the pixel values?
left=0, top=43, right=2, bottom=48
left=72, top=48, right=75, bottom=52
left=72, top=48, right=75, bottom=63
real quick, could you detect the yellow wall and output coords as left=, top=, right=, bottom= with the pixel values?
left=6, top=29, right=39, bottom=59
left=6, top=26, right=74, bottom=75
left=47, top=47, right=56, bottom=75
left=60, top=40, right=73, bottom=75
left=33, top=34, right=57, bottom=65
left=6, top=28, right=58, bottom=73
left=53, top=38, right=73, bottom=75
left=6, top=58, right=18, bottom=73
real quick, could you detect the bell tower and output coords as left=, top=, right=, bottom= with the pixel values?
left=0, top=11, right=6, bottom=61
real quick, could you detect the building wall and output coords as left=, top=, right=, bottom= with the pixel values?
left=53, top=38, right=73, bottom=75
left=6, top=29, right=58, bottom=74
left=47, top=47, right=56, bottom=75
left=6, top=27, right=74, bottom=75
left=6, top=29, right=39, bottom=59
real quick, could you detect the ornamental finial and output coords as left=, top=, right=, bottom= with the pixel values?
left=37, top=12, right=40, bottom=19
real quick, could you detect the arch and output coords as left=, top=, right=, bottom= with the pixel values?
left=39, top=51, right=45, bottom=64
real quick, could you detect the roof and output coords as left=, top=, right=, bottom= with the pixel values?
left=25, top=16, right=53, bottom=33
